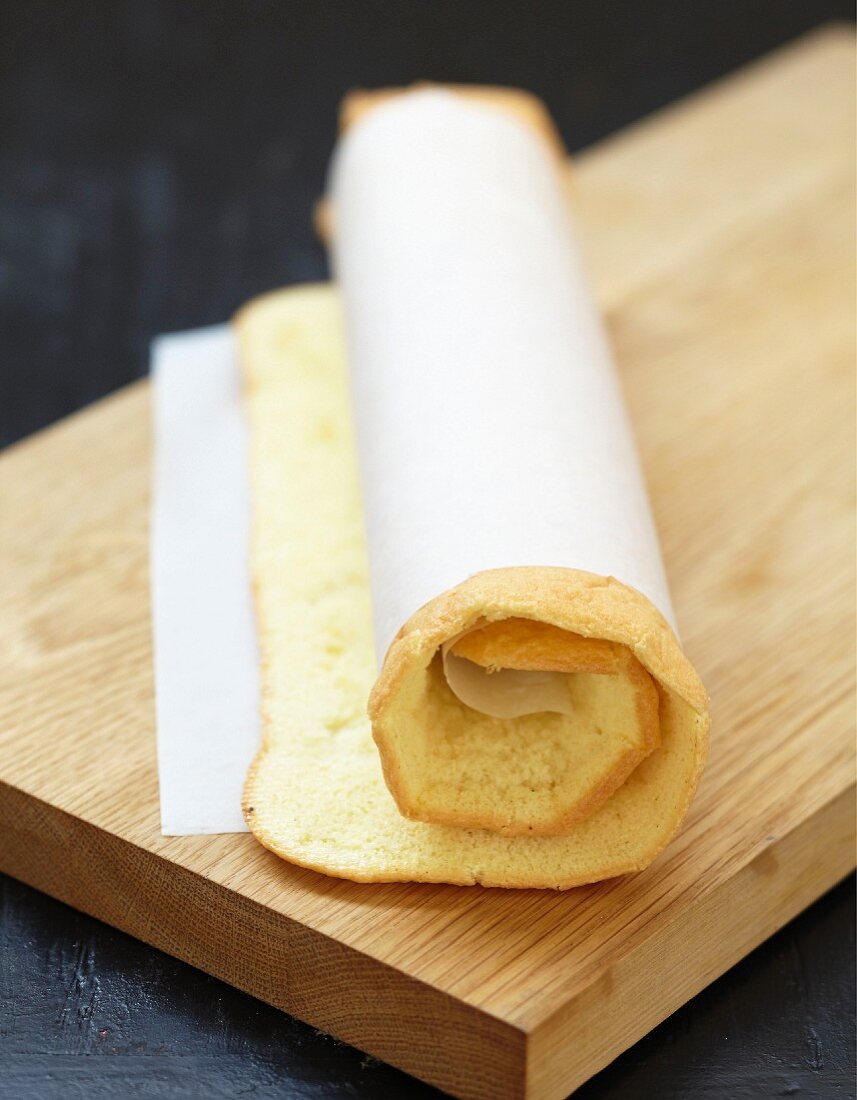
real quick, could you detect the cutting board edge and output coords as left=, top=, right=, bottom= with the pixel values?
left=524, top=781, right=856, bottom=1099
left=0, top=778, right=529, bottom=1100
left=2, top=772, right=853, bottom=1100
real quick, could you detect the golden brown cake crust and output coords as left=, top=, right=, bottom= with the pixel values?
left=369, top=567, right=708, bottom=837
left=372, top=567, right=707, bottom=720
left=450, top=620, right=620, bottom=673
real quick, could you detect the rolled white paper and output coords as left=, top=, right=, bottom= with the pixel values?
left=329, top=90, right=675, bottom=715
left=441, top=638, right=576, bottom=718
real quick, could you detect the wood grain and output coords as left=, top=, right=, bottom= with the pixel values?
left=0, top=26, right=854, bottom=1100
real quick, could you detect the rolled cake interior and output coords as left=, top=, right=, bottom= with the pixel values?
left=372, top=618, right=662, bottom=836
left=369, top=570, right=705, bottom=838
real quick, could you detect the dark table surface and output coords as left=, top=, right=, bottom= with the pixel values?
left=1, top=2, right=854, bottom=1097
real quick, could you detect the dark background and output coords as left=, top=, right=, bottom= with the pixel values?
left=1, top=2, right=854, bottom=1097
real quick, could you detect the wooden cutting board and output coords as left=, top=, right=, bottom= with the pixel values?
left=1, top=27, right=854, bottom=1100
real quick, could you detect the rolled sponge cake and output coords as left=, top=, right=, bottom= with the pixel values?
left=238, top=285, right=710, bottom=887
left=371, top=573, right=703, bottom=837
left=325, top=85, right=710, bottom=839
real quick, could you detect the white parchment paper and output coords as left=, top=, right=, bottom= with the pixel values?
left=151, top=327, right=257, bottom=835
left=329, top=90, right=675, bottom=664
